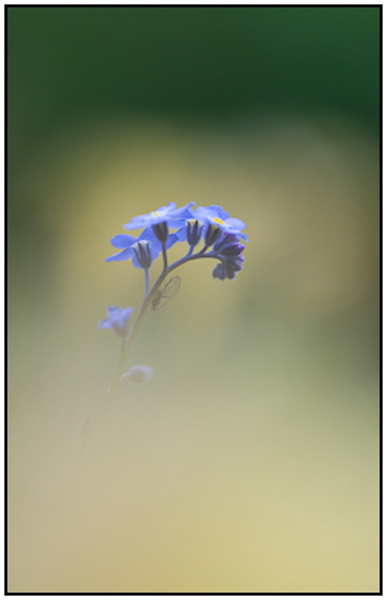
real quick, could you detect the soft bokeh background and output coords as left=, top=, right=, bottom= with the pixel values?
left=7, top=6, right=380, bottom=593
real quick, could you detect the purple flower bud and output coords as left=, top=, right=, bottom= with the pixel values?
left=212, top=262, right=229, bottom=280
left=213, top=233, right=237, bottom=251
left=214, top=233, right=244, bottom=253
left=212, top=254, right=245, bottom=281
left=219, top=243, right=245, bottom=257
left=227, top=255, right=244, bottom=271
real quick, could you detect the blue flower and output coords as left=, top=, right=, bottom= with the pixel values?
left=124, top=202, right=195, bottom=231
left=194, top=205, right=248, bottom=243
left=106, top=227, right=179, bottom=268
left=99, top=306, right=134, bottom=336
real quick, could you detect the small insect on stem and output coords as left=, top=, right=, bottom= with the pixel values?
left=151, top=276, right=181, bottom=310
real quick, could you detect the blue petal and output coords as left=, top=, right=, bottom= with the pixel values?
left=162, top=202, right=177, bottom=211
left=124, top=203, right=177, bottom=230
left=207, top=205, right=230, bottom=220
left=106, top=247, right=135, bottom=262
left=149, top=242, right=162, bottom=262
left=110, top=233, right=137, bottom=249
left=112, top=312, right=131, bottom=327
left=139, top=227, right=162, bottom=246
left=124, top=215, right=152, bottom=230
left=175, top=226, right=188, bottom=242
left=123, top=203, right=197, bottom=231
left=165, top=232, right=180, bottom=249
left=196, top=205, right=229, bottom=222
left=99, top=319, right=112, bottom=329
left=170, top=202, right=196, bottom=220
left=225, top=218, right=246, bottom=231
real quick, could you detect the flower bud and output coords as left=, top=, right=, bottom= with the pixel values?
left=212, top=254, right=244, bottom=281
left=214, top=233, right=244, bottom=256
left=227, top=255, right=244, bottom=271
left=132, top=240, right=152, bottom=269
left=204, top=224, right=222, bottom=247
left=219, top=243, right=245, bottom=257
left=212, top=262, right=229, bottom=280
left=213, top=233, right=235, bottom=251
left=186, top=219, right=203, bottom=247
left=152, top=221, right=169, bottom=243
left=123, top=365, right=154, bottom=383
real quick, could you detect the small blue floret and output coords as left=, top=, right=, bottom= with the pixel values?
left=106, top=227, right=180, bottom=267
left=99, top=306, right=134, bottom=336
left=195, top=205, right=248, bottom=242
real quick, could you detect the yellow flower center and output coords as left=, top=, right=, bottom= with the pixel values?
left=213, top=218, right=224, bottom=225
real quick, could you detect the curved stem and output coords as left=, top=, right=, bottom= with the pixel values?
left=102, top=268, right=169, bottom=412
left=185, top=246, right=194, bottom=258
left=102, top=247, right=221, bottom=414
left=167, top=247, right=216, bottom=273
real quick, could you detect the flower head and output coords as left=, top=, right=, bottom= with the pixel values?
left=195, top=205, right=248, bottom=243
left=124, top=202, right=195, bottom=231
left=99, top=306, right=134, bottom=336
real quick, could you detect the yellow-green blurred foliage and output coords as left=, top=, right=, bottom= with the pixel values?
left=8, top=115, right=379, bottom=592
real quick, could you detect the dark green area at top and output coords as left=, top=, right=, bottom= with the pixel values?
left=7, top=5, right=380, bottom=154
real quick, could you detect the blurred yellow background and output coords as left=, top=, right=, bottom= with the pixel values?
left=8, top=7, right=379, bottom=593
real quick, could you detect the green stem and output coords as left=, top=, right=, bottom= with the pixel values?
left=162, top=241, right=168, bottom=270
left=144, top=268, right=150, bottom=298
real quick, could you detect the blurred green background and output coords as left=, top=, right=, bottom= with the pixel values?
left=8, top=6, right=380, bottom=593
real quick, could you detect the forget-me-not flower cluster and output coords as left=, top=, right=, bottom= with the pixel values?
left=100, top=202, right=247, bottom=389
left=104, top=202, right=247, bottom=275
